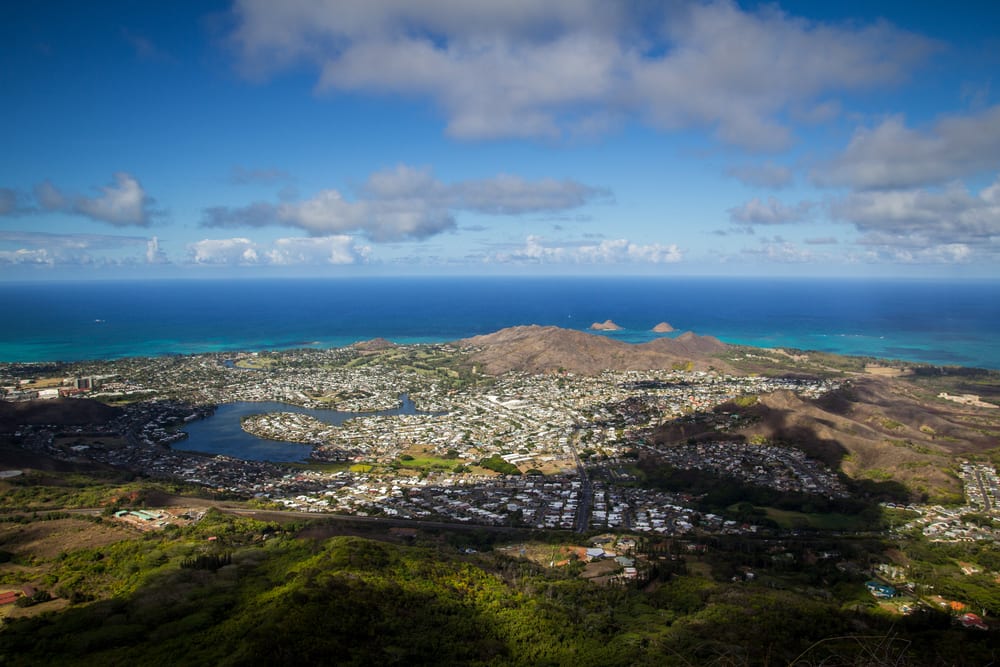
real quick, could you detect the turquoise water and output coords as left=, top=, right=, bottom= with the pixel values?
left=1, top=277, right=997, bottom=369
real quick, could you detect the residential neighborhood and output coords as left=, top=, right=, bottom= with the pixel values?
left=0, top=343, right=994, bottom=546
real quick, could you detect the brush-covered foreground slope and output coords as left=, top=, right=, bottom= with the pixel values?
left=460, top=325, right=728, bottom=375
left=1, top=512, right=992, bottom=667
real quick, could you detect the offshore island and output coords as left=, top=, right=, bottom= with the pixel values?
left=1, top=325, right=999, bottom=664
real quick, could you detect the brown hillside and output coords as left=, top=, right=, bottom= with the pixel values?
left=352, top=338, right=398, bottom=352
left=459, top=325, right=729, bottom=375
left=641, top=331, right=727, bottom=357
left=652, top=377, right=999, bottom=502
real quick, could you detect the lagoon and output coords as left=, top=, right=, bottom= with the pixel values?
left=176, top=395, right=424, bottom=463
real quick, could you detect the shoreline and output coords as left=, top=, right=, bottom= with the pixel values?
left=1, top=278, right=996, bottom=369
left=1, top=327, right=997, bottom=371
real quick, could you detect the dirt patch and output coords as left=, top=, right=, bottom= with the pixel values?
left=581, top=559, right=619, bottom=579
left=865, top=365, right=910, bottom=377
left=0, top=595, right=70, bottom=622
left=0, top=517, right=134, bottom=561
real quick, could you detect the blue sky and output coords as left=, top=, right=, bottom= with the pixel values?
left=2, top=1, right=999, bottom=279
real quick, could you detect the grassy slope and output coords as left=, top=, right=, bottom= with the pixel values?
left=653, top=354, right=1000, bottom=503
left=1, top=509, right=995, bottom=667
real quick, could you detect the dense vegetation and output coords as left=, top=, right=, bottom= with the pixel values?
left=1, top=510, right=996, bottom=666
left=478, top=454, right=521, bottom=476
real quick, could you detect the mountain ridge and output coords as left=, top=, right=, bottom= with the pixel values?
left=458, top=325, right=728, bottom=375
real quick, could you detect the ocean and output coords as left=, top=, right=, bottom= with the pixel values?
left=1, top=277, right=998, bottom=369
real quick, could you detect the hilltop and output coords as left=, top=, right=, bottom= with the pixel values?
left=459, top=325, right=728, bottom=375
left=653, top=375, right=1000, bottom=502
left=351, top=337, right=398, bottom=352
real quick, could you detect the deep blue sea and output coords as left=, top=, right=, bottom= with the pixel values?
left=1, top=277, right=998, bottom=369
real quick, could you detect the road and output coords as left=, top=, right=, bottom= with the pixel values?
left=972, top=468, right=992, bottom=512
left=568, top=431, right=593, bottom=533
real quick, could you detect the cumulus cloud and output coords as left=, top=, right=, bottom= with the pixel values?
left=266, top=236, right=371, bottom=265
left=728, top=197, right=813, bottom=224
left=742, top=240, right=817, bottom=263
left=0, top=230, right=158, bottom=267
left=146, top=236, right=169, bottom=264
left=814, top=105, right=1000, bottom=190
left=727, top=162, right=793, bottom=188
left=1, top=173, right=157, bottom=226
left=828, top=177, right=1000, bottom=263
left=202, top=165, right=607, bottom=242
left=489, top=235, right=682, bottom=264
left=187, top=235, right=369, bottom=266
left=227, top=0, right=935, bottom=149
left=72, top=173, right=155, bottom=226
left=851, top=243, right=974, bottom=265
left=0, top=248, right=53, bottom=266
left=188, top=238, right=260, bottom=265
left=831, top=178, right=1000, bottom=245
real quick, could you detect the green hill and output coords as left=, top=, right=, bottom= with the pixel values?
left=1, top=510, right=994, bottom=666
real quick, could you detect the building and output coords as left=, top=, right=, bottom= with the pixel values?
left=865, top=581, right=897, bottom=599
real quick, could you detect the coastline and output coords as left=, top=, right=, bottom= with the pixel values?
left=0, top=277, right=997, bottom=369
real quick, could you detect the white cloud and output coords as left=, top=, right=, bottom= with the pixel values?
left=265, top=236, right=371, bottom=265
left=452, top=173, right=609, bottom=214
left=828, top=177, right=1000, bottom=263
left=830, top=177, right=1000, bottom=245
left=0, top=248, right=53, bottom=266
left=728, top=197, right=813, bottom=224
left=742, top=240, right=817, bottom=263
left=0, top=230, right=158, bottom=267
left=814, top=105, right=1000, bottom=190
left=279, top=189, right=455, bottom=242
left=852, top=243, right=974, bottom=265
left=146, top=236, right=168, bottom=264
left=202, top=165, right=607, bottom=242
left=489, top=235, right=682, bottom=264
left=187, top=235, right=368, bottom=266
left=1, top=173, right=158, bottom=226
left=227, top=0, right=935, bottom=149
left=73, top=173, right=154, bottom=226
left=188, top=238, right=260, bottom=265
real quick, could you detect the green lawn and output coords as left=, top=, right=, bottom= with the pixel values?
left=280, top=461, right=352, bottom=473
left=759, top=507, right=869, bottom=531
left=398, top=456, right=459, bottom=472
